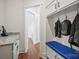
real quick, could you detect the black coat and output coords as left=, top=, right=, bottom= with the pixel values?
left=55, top=20, right=61, bottom=38
left=61, top=20, right=71, bottom=36
left=69, top=14, right=79, bottom=47
left=70, top=14, right=79, bottom=37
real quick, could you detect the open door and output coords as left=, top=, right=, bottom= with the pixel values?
left=25, top=6, right=40, bottom=59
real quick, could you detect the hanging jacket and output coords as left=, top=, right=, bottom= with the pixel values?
left=55, top=21, right=58, bottom=37
left=69, top=14, right=79, bottom=47
left=55, top=20, right=61, bottom=38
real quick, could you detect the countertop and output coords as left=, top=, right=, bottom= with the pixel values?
left=0, top=32, right=19, bottom=45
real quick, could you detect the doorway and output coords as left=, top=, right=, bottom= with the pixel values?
left=25, top=5, right=40, bottom=59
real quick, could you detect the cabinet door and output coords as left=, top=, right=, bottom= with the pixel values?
left=46, top=0, right=57, bottom=16
left=0, top=44, right=13, bottom=59
left=58, top=0, right=77, bottom=9
left=13, top=40, right=19, bottom=59
left=65, top=0, right=77, bottom=6
left=47, top=46, right=57, bottom=59
left=45, top=0, right=55, bottom=7
left=57, top=53, right=65, bottom=59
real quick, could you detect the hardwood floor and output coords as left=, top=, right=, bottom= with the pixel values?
left=18, top=53, right=28, bottom=59
left=18, top=53, right=44, bottom=59
left=28, top=38, right=40, bottom=59
left=18, top=38, right=44, bottom=59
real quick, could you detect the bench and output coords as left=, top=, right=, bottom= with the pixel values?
left=46, top=41, right=79, bottom=59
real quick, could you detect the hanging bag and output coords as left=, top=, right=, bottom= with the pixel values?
left=61, top=16, right=71, bottom=36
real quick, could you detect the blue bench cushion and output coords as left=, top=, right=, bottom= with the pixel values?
left=46, top=41, right=79, bottom=59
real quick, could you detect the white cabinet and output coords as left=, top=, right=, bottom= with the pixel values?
left=46, top=0, right=57, bottom=16
left=0, top=34, right=19, bottom=59
left=47, top=46, right=65, bottom=59
left=0, top=44, right=13, bottom=59
left=56, top=53, right=65, bottom=59
left=47, top=46, right=57, bottom=59
left=57, top=0, right=77, bottom=9
left=0, top=40, right=19, bottom=59
left=57, top=0, right=67, bottom=9
left=46, top=0, right=78, bottom=16
left=45, top=0, right=55, bottom=7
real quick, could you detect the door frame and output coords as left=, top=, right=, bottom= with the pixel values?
left=24, top=5, right=41, bottom=52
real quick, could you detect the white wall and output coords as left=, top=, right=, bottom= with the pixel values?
left=0, top=0, right=5, bottom=25
left=0, top=0, right=43, bottom=53
left=4, top=0, right=25, bottom=52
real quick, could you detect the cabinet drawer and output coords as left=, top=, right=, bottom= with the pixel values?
left=47, top=46, right=57, bottom=59
left=47, top=46, right=65, bottom=59
left=57, top=53, right=65, bottom=59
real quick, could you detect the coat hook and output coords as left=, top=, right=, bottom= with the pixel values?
left=77, top=9, right=79, bottom=14
left=65, top=14, right=68, bottom=20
